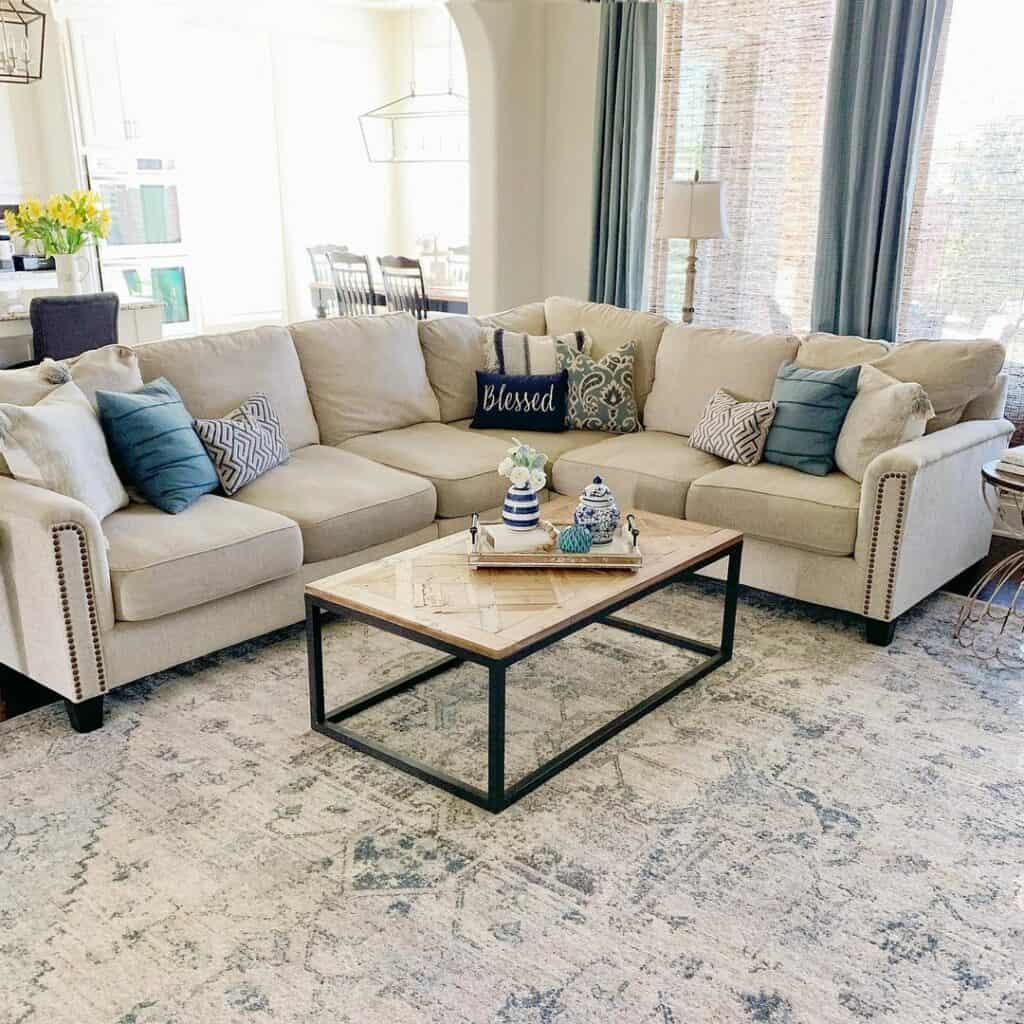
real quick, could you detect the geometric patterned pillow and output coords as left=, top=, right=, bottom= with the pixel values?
left=689, top=388, right=777, bottom=466
left=193, top=393, right=289, bottom=496
left=555, top=338, right=640, bottom=433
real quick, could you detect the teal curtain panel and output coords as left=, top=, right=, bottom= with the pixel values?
left=589, top=0, right=658, bottom=310
left=811, top=0, right=948, bottom=340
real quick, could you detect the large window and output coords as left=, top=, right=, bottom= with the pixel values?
left=898, top=0, right=1024, bottom=361
left=651, top=0, right=1024, bottom=355
left=648, top=0, right=836, bottom=332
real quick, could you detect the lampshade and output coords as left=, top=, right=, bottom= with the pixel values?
left=658, top=179, right=728, bottom=240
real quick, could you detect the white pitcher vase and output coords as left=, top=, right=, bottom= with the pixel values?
left=53, top=252, right=91, bottom=295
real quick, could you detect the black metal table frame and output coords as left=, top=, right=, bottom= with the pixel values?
left=306, top=541, right=742, bottom=814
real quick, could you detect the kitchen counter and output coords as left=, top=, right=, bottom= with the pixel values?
left=0, top=299, right=164, bottom=367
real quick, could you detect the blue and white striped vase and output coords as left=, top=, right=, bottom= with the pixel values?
left=502, top=484, right=540, bottom=531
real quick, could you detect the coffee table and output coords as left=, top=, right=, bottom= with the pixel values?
left=305, top=498, right=743, bottom=813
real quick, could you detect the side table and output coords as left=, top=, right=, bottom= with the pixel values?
left=953, top=461, right=1024, bottom=667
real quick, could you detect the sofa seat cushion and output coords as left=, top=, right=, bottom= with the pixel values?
left=341, top=422, right=510, bottom=518
left=552, top=432, right=728, bottom=517
left=450, top=419, right=614, bottom=472
left=105, top=495, right=303, bottom=622
left=686, top=463, right=861, bottom=556
left=230, top=445, right=436, bottom=563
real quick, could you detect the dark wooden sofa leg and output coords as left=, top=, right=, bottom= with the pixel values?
left=865, top=617, right=897, bottom=646
left=65, top=695, right=104, bottom=733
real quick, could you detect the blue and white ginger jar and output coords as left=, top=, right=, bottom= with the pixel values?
left=573, top=475, right=620, bottom=545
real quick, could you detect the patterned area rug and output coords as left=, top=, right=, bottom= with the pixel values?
left=1, top=583, right=1021, bottom=1024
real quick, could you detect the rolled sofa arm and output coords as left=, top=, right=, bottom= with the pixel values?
left=0, top=476, right=113, bottom=703
left=855, top=418, right=1013, bottom=622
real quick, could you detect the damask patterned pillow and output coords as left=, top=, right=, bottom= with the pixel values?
left=555, top=339, right=640, bottom=433
left=689, top=389, right=777, bottom=466
left=194, top=393, right=289, bottom=496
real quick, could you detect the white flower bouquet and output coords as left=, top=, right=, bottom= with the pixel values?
left=498, top=439, right=547, bottom=493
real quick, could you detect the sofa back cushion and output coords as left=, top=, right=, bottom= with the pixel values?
left=482, top=301, right=548, bottom=336
left=543, top=296, right=668, bottom=414
left=796, top=333, right=1007, bottom=432
left=418, top=304, right=555, bottom=424
left=136, top=325, right=319, bottom=451
left=290, top=312, right=440, bottom=444
left=0, top=344, right=144, bottom=475
left=644, top=324, right=800, bottom=436
left=418, top=315, right=488, bottom=423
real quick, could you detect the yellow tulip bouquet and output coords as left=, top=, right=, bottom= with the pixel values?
left=3, top=190, right=112, bottom=256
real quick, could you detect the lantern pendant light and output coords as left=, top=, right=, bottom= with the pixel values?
left=0, top=0, right=45, bottom=84
left=359, top=6, right=468, bottom=164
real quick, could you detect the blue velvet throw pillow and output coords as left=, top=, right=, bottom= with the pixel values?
left=763, top=362, right=861, bottom=476
left=470, top=370, right=568, bottom=433
left=96, top=377, right=219, bottom=513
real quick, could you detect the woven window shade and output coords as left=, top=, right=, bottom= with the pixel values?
left=898, top=0, right=1024, bottom=363
left=648, top=0, right=835, bottom=332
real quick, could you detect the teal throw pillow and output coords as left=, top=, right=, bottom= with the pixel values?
left=763, top=362, right=861, bottom=476
left=555, top=339, right=639, bottom=433
left=96, top=377, right=219, bottom=513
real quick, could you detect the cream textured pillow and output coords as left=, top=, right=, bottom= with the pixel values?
left=484, top=328, right=592, bottom=375
left=0, top=345, right=144, bottom=475
left=834, top=365, right=934, bottom=482
left=798, top=333, right=1005, bottom=432
left=644, top=324, right=800, bottom=436
left=0, top=381, right=128, bottom=519
left=66, top=345, right=144, bottom=408
left=289, top=312, right=441, bottom=444
left=689, top=389, right=777, bottom=466
left=481, top=301, right=548, bottom=336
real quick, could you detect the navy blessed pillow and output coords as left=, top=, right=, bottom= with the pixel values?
left=470, top=370, right=568, bottom=432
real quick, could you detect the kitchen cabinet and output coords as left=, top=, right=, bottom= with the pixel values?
left=70, top=21, right=179, bottom=149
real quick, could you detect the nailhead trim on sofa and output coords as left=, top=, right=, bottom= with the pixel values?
left=862, top=472, right=909, bottom=621
left=51, top=523, right=107, bottom=701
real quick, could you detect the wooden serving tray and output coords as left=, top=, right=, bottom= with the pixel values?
left=467, top=514, right=642, bottom=571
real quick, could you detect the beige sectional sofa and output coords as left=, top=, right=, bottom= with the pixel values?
left=0, top=297, right=1011, bottom=731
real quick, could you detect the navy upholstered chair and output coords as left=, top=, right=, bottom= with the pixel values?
left=29, top=292, right=120, bottom=364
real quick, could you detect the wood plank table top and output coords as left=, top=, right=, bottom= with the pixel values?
left=306, top=498, right=742, bottom=660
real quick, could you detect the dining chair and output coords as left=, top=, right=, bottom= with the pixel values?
left=29, top=292, right=120, bottom=364
left=327, top=251, right=378, bottom=317
left=307, top=244, right=348, bottom=317
left=379, top=256, right=430, bottom=320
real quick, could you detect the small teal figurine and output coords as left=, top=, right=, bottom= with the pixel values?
left=574, top=476, right=620, bottom=545
left=558, top=523, right=593, bottom=554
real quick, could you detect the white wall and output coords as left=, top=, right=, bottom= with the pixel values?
left=271, top=10, right=400, bottom=322
left=541, top=2, right=600, bottom=300
left=3, top=0, right=604, bottom=321
left=0, top=87, right=46, bottom=204
left=0, top=0, right=79, bottom=205
left=389, top=7, right=470, bottom=261
left=450, top=0, right=601, bottom=313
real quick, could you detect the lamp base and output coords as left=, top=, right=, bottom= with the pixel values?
left=681, top=238, right=699, bottom=325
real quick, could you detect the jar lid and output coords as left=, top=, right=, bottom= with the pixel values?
left=581, top=475, right=615, bottom=503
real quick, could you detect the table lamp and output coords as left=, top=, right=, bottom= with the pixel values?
left=658, top=171, right=728, bottom=324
